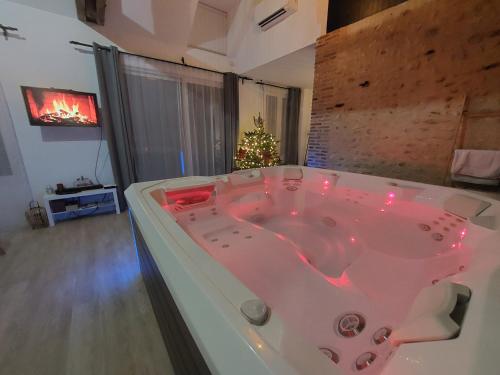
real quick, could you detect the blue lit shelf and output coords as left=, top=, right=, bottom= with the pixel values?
left=43, top=187, right=120, bottom=226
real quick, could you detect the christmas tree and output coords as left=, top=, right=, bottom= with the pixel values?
left=235, top=113, right=281, bottom=170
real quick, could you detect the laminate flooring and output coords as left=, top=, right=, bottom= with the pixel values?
left=0, top=213, right=174, bottom=375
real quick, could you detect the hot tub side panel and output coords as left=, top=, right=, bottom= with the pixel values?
left=130, top=213, right=211, bottom=375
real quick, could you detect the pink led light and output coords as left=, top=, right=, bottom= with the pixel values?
left=276, top=233, right=286, bottom=241
left=379, top=208, right=385, bottom=212
left=297, top=252, right=311, bottom=265
left=325, top=272, right=353, bottom=288
left=350, top=236, right=356, bottom=243
left=290, top=210, right=298, bottom=216
left=165, top=185, right=214, bottom=205
left=388, top=192, right=396, bottom=199
left=460, top=228, right=467, bottom=240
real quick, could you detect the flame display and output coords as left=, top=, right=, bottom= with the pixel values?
left=23, top=87, right=98, bottom=126
left=46, top=98, right=88, bottom=122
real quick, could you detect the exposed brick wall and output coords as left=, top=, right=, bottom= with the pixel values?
left=309, top=0, right=500, bottom=184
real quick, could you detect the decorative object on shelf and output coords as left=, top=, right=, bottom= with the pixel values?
left=74, top=176, right=94, bottom=187
left=25, top=201, right=49, bottom=229
left=55, top=183, right=104, bottom=195
left=235, top=113, right=280, bottom=170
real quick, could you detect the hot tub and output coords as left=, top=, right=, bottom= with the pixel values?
left=125, top=166, right=500, bottom=375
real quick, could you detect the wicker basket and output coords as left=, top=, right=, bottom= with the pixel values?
left=25, top=201, right=49, bottom=229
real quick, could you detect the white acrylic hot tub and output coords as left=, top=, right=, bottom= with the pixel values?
left=125, top=166, right=500, bottom=375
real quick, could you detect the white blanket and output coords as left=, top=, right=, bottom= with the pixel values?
left=451, top=149, right=500, bottom=179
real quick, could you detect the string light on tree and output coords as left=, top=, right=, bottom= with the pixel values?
left=235, top=113, right=280, bottom=169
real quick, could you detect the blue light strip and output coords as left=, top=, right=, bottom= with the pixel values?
left=180, top=151, right=185, bottom=176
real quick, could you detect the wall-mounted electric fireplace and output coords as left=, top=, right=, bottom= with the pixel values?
left=21, top=86, right=100, bottom=127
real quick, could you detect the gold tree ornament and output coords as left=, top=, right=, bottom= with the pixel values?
left=235, top=113, right=281, bottom=170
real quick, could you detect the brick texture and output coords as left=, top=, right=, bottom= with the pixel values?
left=308, top=0, right=500, bottom=184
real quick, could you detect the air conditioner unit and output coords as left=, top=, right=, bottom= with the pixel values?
left=255, top=0, right=298, bottom=31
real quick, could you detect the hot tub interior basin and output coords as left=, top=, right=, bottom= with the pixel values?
left=159, top=168, right=473, bottom=375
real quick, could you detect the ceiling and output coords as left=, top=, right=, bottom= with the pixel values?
left=7, top=0, right=241, bottom=19
left=245, top=44, right=316, bottom=88
left=8, top=0, right=315, bottom=87
left=199, top=0, right=241, bottom=12
left=90, top=0, right=199, bottom=59
left=7, top=0, right=236, bottom=62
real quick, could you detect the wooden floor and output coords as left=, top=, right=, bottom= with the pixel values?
left=0, top=213, right=174, bottom=375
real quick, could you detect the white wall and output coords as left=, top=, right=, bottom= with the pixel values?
left=228, top=0, right=328, bottom=73
left=0, top=0, right=115, bottom=204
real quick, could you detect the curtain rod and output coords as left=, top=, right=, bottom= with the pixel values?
left=69, top=40, right=292, bottom=90
left=238, top=75, right=288, bottom=90
left=254, top=80, right=288, bottom=90
left=69, top=40, right=224, bottom=75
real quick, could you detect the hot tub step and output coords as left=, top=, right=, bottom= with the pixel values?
left=392, top=282, right=471, bottom=344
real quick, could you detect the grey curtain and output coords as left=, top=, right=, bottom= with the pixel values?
left=223, top=73, right=239, bottom=173
left=280, top=97, right=288, bottom=161
left=93, top=44, right=136, bottom=209
left=0, top=126, right=11, bottom=176
left=284, top=87, right=301, bottom=165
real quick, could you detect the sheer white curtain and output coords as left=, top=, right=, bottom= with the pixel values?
left=120, top=54, right=225, bottom=179
left=263, top=86, right=288, bottom=161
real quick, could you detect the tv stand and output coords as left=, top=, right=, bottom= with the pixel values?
left=44, top=187, right=120, bottom=226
